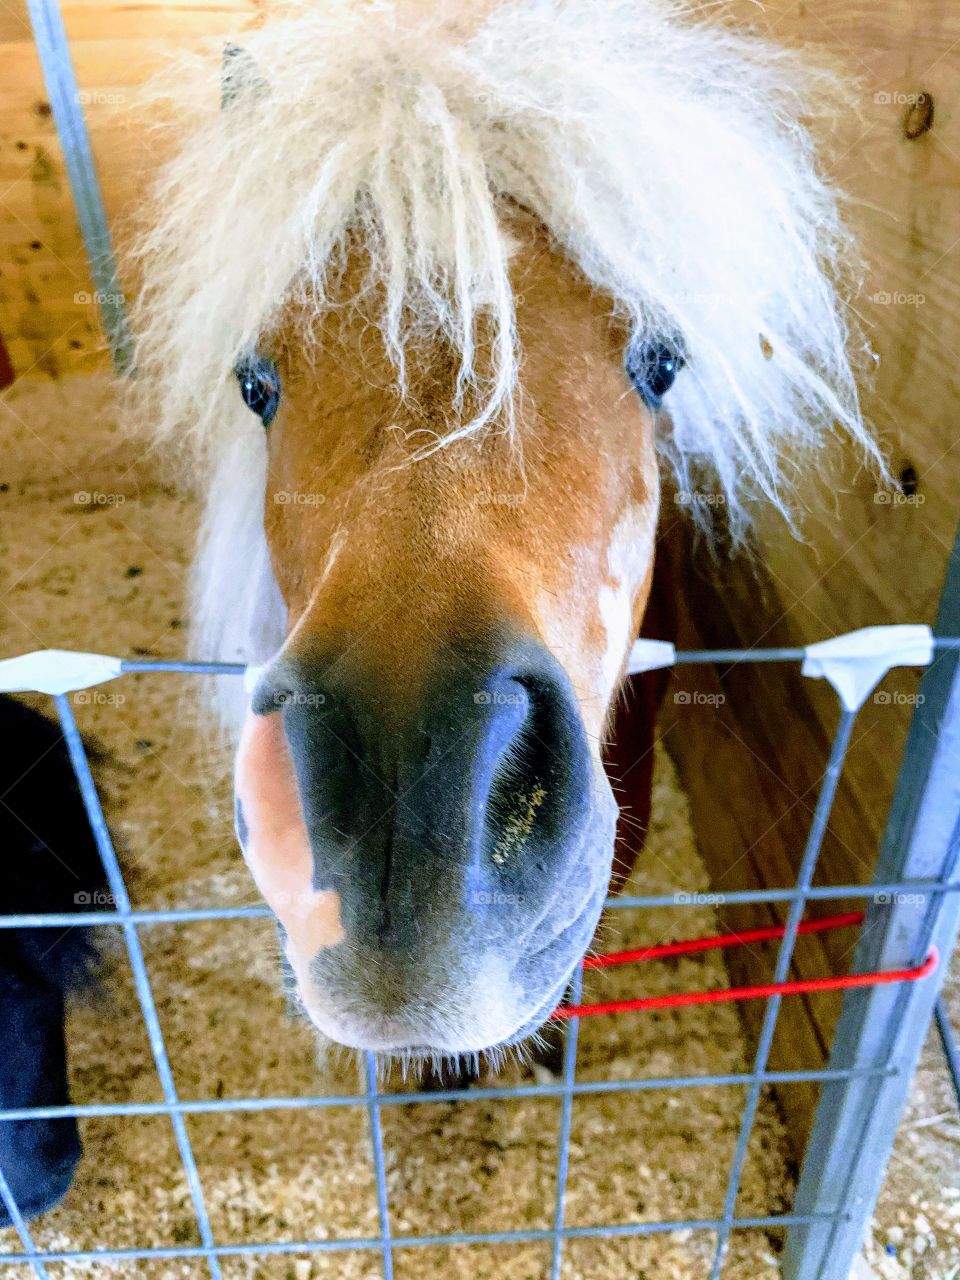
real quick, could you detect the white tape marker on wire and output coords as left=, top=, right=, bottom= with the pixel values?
left=627, top=638, right=677, bottom=675
left=243, top=663, right=266, bottom=694
left=0, top=649, right=124, bottom=696
left=801, top=625, right=934, bottom=712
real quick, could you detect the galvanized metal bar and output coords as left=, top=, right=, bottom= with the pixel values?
left=0, top=1065, right=897, bottom=1123
left=709, top=705, right=859, bottom=1279
left=2, top=878, right=958, bottom=930
left=53, top=695, right=223, bottom=1280
left=365, top=1053, right=394, bottom=1280
left=935, top=996, right=960, bottom=1111
left=0, top=1164, right=51, bottom=1280
left=0, top=1209, right=847, bottom=1266
left=784, top=526, right=960, bottom=1280
left=609, top=880, right=960, bottom=910
left=673, top=637, right=960, bottom=663
left=121, top=660, right=249, bottom=676
left=550, top=968, right=583, bottom=1280
left=25, top=0, right=132, bottom=371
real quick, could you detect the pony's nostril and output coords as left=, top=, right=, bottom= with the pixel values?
left=250, top=674, right=295, bottom=716
left=478, top=665, right=590, bottom=875
left=250, top=664, right=327, bottom=717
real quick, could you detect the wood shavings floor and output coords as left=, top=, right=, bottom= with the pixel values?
left=0, top=373, right=952, bottom=1280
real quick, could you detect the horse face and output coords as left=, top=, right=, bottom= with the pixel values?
left=235, top=224, right=660, bottom=1057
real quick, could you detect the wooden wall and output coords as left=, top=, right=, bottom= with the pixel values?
left=1, top=0, right=958, bottom=1150
left=657, top=1, right=960, bottom=1152
left=0, top=1, right=91, bottom=380
left=0, top=0, right=255, bottom=379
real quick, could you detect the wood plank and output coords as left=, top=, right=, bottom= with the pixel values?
left=652, top=13, right=959, bottom=1160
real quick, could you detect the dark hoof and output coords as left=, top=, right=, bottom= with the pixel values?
left=0, top=1141, right=80, bottom=1225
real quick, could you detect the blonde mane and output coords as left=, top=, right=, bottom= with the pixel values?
left=125, top=0, right=881, bottom=690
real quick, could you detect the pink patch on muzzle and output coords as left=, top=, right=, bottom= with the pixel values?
left=235, top=709, right=345, bottom=961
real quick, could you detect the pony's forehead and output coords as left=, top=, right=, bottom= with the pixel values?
left=269, top=211, right=618, bottom=366
left=267, top=228, right=647, bottom=488
left=129, top=0, right=875, bottom=538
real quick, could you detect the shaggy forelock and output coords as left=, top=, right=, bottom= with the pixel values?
left=128, top=0, right=880, bottom=540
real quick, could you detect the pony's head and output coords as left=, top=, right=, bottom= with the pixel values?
left=129, top=0, right=878, bottom=1061
left=231, top=227, right=660, bottom=1055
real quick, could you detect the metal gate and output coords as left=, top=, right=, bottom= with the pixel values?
left=2, top=3, right=959, bottom=1273
left=0, top=567, right=958, bottom=1278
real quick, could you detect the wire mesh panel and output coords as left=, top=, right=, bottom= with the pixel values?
left=0, top=633, right=957, bottom=1279
left=7, top=0, right=958, bottom=1273
left=783, top=538, right=960, bottom=1280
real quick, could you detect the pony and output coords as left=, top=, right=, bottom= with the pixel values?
left=0, top=696, right=107, bottom=1223
left=127, top=0, right=879, bottom=1066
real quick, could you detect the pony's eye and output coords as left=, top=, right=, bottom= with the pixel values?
left=235, top=355, right=280, bottom=428
left=625, top=341, right=685, bottom=410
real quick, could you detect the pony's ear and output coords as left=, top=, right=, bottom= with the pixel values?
left=221, top=43, right=269, bottom=110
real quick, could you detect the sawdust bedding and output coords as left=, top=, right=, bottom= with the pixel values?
left=0, top=374, right=952, bottom=1280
